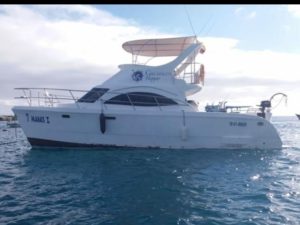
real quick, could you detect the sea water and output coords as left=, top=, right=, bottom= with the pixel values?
left=0, top=117, right=300, bottom=225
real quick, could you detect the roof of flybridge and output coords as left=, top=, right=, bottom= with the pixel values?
left=122, top=36, right=205, bottom=57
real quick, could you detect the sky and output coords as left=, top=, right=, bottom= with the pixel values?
left=0, top=4, right=299, bottom=116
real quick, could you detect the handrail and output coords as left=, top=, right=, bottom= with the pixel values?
left=14, top=87, right=191, bottom=110
left=15, top=88, right=86, bottom=107
left=15, top=87, right=87, bottom=92
left=176, top=62, right=202, bottom=85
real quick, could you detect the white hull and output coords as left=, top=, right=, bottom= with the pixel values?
left=13, top=106, right=282, bottom=150
left=12, top=37, right=283, bottom=150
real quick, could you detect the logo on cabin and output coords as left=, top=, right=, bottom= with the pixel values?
left=132, top=71, right=143, bottom=81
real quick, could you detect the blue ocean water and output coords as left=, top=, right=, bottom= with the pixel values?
left=0, top=117, right=300, bottom=225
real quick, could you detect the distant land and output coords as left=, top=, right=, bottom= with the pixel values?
left=0, top=115, right=16, bottom=121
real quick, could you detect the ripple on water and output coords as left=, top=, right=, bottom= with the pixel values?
left=0, top=119, right=300, bottom=224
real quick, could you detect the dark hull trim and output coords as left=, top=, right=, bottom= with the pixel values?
left=27, top=137, right=160, bottom=150
left=26, top=138, right=273, bottom=151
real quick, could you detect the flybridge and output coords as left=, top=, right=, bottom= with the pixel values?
left=122, top=36, right=205, bottom=58
left=121, top=36, right=206, bottom=88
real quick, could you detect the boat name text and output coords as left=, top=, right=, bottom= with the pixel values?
left=132, top=70, right=171, bottom=82
left=26, top=113, right=50, bottom=124
left=229, top=121, right=247, bottom=127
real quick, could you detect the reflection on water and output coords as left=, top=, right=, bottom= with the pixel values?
left=0, top=117, right=300, bottom=224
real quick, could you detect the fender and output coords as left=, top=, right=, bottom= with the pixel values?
left=100, top=113, right=116, bottom=134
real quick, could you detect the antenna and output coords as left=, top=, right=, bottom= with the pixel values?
left=184, top=5, right=196, bottom=37
left=198, top=12, right=215, bottom=36
left=183, top=5, right=216, bottom=37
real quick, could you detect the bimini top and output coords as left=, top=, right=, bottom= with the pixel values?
left=122, top=36, right=205, bottom=57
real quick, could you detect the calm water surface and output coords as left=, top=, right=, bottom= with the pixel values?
left=0, top=117, right=300, bottom=225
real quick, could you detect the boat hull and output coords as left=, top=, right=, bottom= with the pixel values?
left=12, top=106, right=282, bottom=150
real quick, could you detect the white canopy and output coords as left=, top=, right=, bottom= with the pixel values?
left=122, top=36, right=204, bottom=57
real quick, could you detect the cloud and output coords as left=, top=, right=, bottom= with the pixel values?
left=0, top=5, right=299, bottom=116
left=247, top=11, right=256, bottom=19
left=0, top=5, right=172, bottom=114
left=0, top=5, right=171, bottom=75
left=234, top=6, right=256, bottom=20
left=192, top=36, right=300, bottom=115
left=31, top=5, right=130, bottom=25
left=234, top=7, right=244, bottom=16
left=287, top=5, right=300, bottom=17
left=201, top=36, right=300, bottom=82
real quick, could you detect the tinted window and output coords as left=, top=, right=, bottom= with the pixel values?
left=129, top=92, right=156, bottom=106
left=105, top=93, right=131, bottom=105
left=77, top=88, right=109, bottom=103
left=105, top=92, right=178, bottom=106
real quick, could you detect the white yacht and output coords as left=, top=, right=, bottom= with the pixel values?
left=12, top=36, right=282, bottom=149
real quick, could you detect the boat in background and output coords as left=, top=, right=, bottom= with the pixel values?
left=296, top=114, right=300, bottom=120
left=6, top=120, right=21, bottom=128
left=12, top=36, right=282, bottom=150
left=205, top=92, right=288, bottom=122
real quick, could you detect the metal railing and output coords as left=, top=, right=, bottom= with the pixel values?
left=14, top=88, right=192, bottom=111
left=176, top=62, right=203, bottom=85
left=15, top=87, right=87, bottom=108
left=205, top=101, right=263, bottom=115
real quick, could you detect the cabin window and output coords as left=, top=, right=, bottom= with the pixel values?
left=77, top=88, right=109, bottom=103
left=105, top=93, right=131, bottom=105
left=105, top=92, right=178, bottom=106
